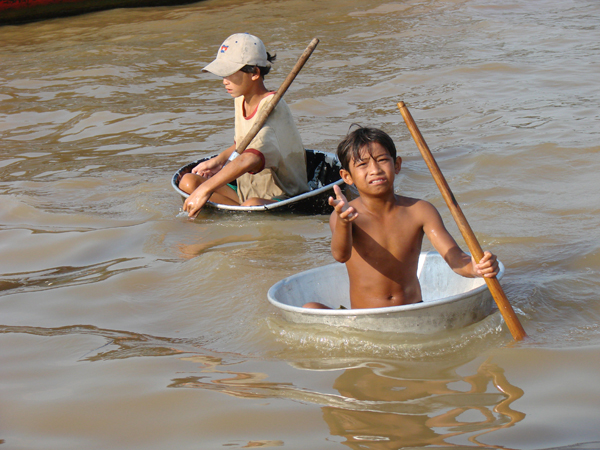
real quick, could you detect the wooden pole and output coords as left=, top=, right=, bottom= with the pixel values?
left=228, top=38, right=319, bottom=161
left=397, top=101, right=526, bottom=341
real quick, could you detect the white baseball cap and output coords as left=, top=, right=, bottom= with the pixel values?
left=203, top=33, right=269, bottom=77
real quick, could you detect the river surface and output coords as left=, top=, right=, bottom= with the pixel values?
left=1, top=0, right=600, bottom=448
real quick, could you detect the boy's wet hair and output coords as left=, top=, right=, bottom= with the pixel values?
left=240, top=52, right=277, bottom=77
left=337, top=125, right=397, bottom=171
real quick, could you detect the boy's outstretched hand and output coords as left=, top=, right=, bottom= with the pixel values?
left=472, top=251, right=499, bottom=278
left=329, top=184, right=358, bottom=222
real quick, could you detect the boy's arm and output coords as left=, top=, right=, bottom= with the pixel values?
left=191, top=144, right=236, bottom=178
left=328, top=185, right=357, bottom=263
left=420, top=201, right=498, bottom=278
left=183, top=151, right=262, bottom=218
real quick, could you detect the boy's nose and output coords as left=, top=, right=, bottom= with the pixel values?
left=369, top=162, right=383, bottom=173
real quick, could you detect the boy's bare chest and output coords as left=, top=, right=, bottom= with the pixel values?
left=352, top=213, right=424, bottom=256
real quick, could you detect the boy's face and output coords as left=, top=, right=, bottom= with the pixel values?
left=222, top=70, right=259, bottom=98
left=341, top=142, right=401, bottom=194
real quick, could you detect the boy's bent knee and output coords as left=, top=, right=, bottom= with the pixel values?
left=179, top=173, right=203, bottom=194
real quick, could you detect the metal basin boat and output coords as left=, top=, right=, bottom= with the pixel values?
left=267, top=251, right=505, bottom=334
left=172, top=149, right=345, bottom=214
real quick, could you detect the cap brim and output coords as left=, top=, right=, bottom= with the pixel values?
left=202, top=59, right=245, bottom=77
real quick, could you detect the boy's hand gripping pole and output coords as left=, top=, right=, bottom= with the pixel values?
left=397, top=101, right=527, bottom=341
left=227, top=38, right=320, bottom=163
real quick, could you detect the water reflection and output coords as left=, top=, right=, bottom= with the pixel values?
left=318, top=360, right=524, bottom=449
left=1, top=323, right=524, bottom=448
left=172, top=355, right=524, bottom=449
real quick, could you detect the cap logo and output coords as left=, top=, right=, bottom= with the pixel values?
left=220, top=45, right=229, bottom=53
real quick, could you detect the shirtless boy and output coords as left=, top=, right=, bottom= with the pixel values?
left=304, top=127, right=499, bottom=309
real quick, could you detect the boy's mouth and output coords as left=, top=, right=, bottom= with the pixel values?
left=369, top=177, right=387, bottom=185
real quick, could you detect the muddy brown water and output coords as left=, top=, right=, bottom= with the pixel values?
left=1, top=0, right=600, bottom=448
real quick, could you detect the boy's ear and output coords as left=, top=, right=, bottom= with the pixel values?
left=340, top=169, right=354, bottom=185
left=394, top=156, right=402, bottom=174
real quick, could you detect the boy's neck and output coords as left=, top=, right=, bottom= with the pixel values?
left=358, top=190, right=399, bottom=215
left=243, top=81, right=270, bottom=114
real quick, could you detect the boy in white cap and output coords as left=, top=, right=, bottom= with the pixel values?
left=180, top=33, right=309, bottom=217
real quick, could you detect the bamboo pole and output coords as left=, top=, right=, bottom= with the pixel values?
left=397, top=101, right=526, bottom=341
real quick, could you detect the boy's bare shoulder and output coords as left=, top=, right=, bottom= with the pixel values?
left=395, top=195, right=432, bottom=209
left=395, top=196, right=441, bottom=219
left=395, top=194, right=421, bottom=206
